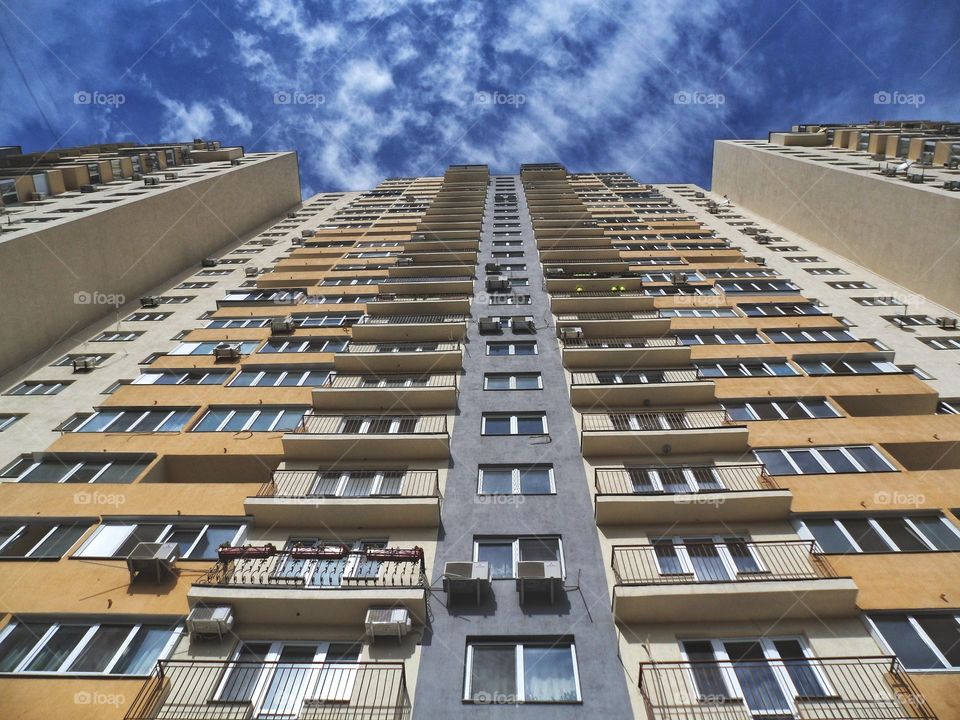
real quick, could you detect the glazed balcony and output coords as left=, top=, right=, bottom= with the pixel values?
left=283, top=413, right=449, bottom=461
left=125, top=660, right=410, bottom=720
left=313, top=373, right=458, bottom=411
left=351, top=313, right=468, bottom=342
left=245, top=469, right=441, bottom=528
left=594, top=463, right=791, bottom=524
left=612, top=540, right=856, bottom=622
left=580, top=409, right=748, bottom=457
left=561, top=335, right=689, bottom=370
left=335, top=341, right=462, bottom=373
left=637, top=657, right=935, bottom=720
left=569, top=367, right=715, bottom=408
left=191, top=545, right=428, bottom=626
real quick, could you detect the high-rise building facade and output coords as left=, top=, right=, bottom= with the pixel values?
left=1, top=148, right=959, bottom=720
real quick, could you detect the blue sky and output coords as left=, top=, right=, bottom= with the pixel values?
left=1, top=0, right=958, bottom=195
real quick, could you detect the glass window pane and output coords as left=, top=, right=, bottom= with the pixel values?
left=470, top=645, right=516, bottom=702
left=19, top=460, right=73, bottom=483
left=0, top=622, right=51, bottom=671
left=754, top=450, right=796, bottom=476
left=876, top=517, right=929, bottom=551
left=915, top=615, right=960, bottom=666
left=842, top=519, right=892, bottom=552
left=871, top=615, right=944, bottom=670
left=67, top=625, right=131, bottom=672
left=32, top=524, right=87, bottom=558
left=912, top=517, right=960, bottom=551
left=523, top=645, right=578, bottom=702
left=516, top=416, right=545, bottom=434
left=483, top=417, right=511, bottom=435
left=817, top=449, right=857, bottom=473
left=185, top=526, right=238, bottom=559
left=519, top=468, right=552, bottom=494
left=805, top=520, right=855, bottom=553
left=111, top=626, right=178, bottom=675
left=787, top=450, right=827, bottom=474
left=518, top=538, right=560, bottom=563
left=848, top=446, right=893, bottom=472
left=94, top=460, right=146, bottom=484
left=480, top=469, right=513, bottom=494
left=24, top=625, right=90, bottom=671
left=515, top=375, right=540, bottom=389
left=477, top=543, right=513, bottom=578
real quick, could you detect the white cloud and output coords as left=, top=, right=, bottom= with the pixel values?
left=219, top=102, right=254, bottom=135
left=158, top=97, right=215, bottom=139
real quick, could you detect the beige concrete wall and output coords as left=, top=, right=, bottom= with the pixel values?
left=712, top=140, right=960, bottom=313
left=0, top=153, right=301, bottom=375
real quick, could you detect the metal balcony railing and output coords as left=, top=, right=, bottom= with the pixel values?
left=582, top=409, right=732, bottom=433
left=323, top=374, right=456, bottom=390
left=294, top=413, right=447, bottom=436
left=342, top=341, right=461, bottom=354
left=550, top=290, right=648, bottom=298
left=355, top=314, right=467, bottom=325
left=377, top=275, right=473, bottom=284
left=556, top=310, right=661, bottom=321
left=595, top=463, right=773, bottom=496
left=561, top=336, right=680, bottom=349
left=371, top=292, right=469, bottom=302
left=571, top=368, right=700, bottom=386
left=125, top=659, right=411, bottom=720
left=612, top=540, right=835, bottom=586
left=258, top=469, right=440, bottom=499
left=637, top=656, right=936, bottom=720
left=197, top=547, right=426, bottom=589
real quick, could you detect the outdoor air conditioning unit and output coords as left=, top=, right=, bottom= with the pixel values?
left=79, top=184, right=96, bottom=193
left=71, top=357, right=98, bottom=373
left=485, top=262, right=502, bottom=274
left=442, top=561, right=491, bottom=607
left=694, top=191, right=705, bottom=198
left=143, top=175, right=161, bottom=186
left=756, top=233, right=771, bottom=242
left=742, top=227, right=758, bottom=235
left=213, top=342, right=242, bottom=360
left=396, top=256, right=415, bottom=266
left=140, top=296, right=160, bottom=308
left=516, top=560, right=563, bottom=604
left=29, top=192, right=45, bottom=202
left=747, top=256, right=767, bottom=266
left=244, top=266, right=260, bottom=278
left=544, top=267, right=564, bottom=277
left=365, top=607, right=412, bottom=642
left=938, top=316, right=958, bottom=330
left=186, top=605, right=234, bottom=640
left=301, top=229, right=316, bottom=238
left=230, top=158, right=241, bottom=166
left=260, top=238, right=276, bottom=246
left=512, top=319, right=537, bottom=334
left=286, top=211, right=298, bottom=219
left=671, top=271, right=689, bottom=284
left=479, top=317, right=502, bottom=334
left=560, top=326, right=584, bottom=341
left=270, top=317, right=295, bottom=334
left=486, top=276, right=509, bottom=292
left=132, top=172, right=143, bottom=181
left=201, top=257, right=218, bottom=267
left=164, top=172, right=179, bottom=180
left=126, top=542, right=179, bottom=584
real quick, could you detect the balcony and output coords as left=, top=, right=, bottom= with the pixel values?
left=569, top=367, right=715, bottom=407
left=561, top=336, right=690, bottom=370
left=550, top=290, right=657, bottom=313
left=581, top=409, right=747, bottom=457
left=125, top=659, right=411, bottom=720
left=350, top=314, right=467, bottom=342
left=283, top=413, right=449, bottom=461
left=594, top=463, right=791, bottom=524
left=611, top=540, right=856, bottom=622
left=335, top=342, right=462, bottom=373
left=367, top=292, right=470, bottom=315
left=191, top=546, right=427, bottom=626
left=555, top=310, right=669, bottom=337
left=637, top=657, right=936, bottom=720
left=376, top=275, right=474, bottom=294
left=313, top=373, right=457, bottom=411
left=245, top=469, right=441, bottom=528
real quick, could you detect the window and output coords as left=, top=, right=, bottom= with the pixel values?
left=51, top=353, right=111, bottom=367
left=0, top=414, right=22, bottom=432
left=738, top=303, right=825, bottom=317
left=677, top=331, right=763, bottom=345
left=133, top=369, right=231, bottom=385
left=754, top=445, right=895, bottom=476
left=489, top=294, right=532, bottom=306
left=75, top=520, right=245, bottom=559
left=63, top=408, right=196, bottom=433
left=922, top=337, right=960, bottom=350
left=785, top=255, right=825, bottom=263
left=868, top=612, right=960, bottom=670
left=155, top=295, right=194, bottom=304
left=804, top=267, right=848, bottom=276
left=260, top=338, right=348, bottom=353
left=1, top=455, right=151, bottom=484
left=474, top=537, right=564, bottom=579
left=884, top=314, right=937, bottom=327
left=221, top=289, right=304, bottom=304
left=493, top=240, right=522, bottom=247
left=797, top=358, right=900, bottom=375
left=486, top=341, right=537, bottom=356
left=8, top=380, right=70, bottom=396
left=853, top=296, right=901, bottom=306
left=0, top=520, right=90, bottom=558
left=765, top=328, right=855, bottom=343
left=170, top=341, right=260, bottom=355
left=827, top=281, right=874, bottom=290
left=938, top=400, right=960, bottom=415
left=482, top=413, right=548, bottom=436
left=492, top=251, right=524, bottom=258
left=465, top=639, right=580, bottom=703
left=296, top=313, right=361, bottom=328
left=229, top=368, right=332, bottom=387
left=479, top=466, right=554, bottom=494
left=716, top=280, right=799, bottom=293
left=798, top=514, right=960, bottom=554
left=177, top=281, right=215, bottom=289
left=205, top=318, right=271, bottom=329
left=197, top=269, right=233, bottom=276
left=192, top=407, right=307, bottom=432
left=0, top=619, right=181, bottom=675
left=661, top=308, right=737, bottom=318
left=725, top=398, right=840, bottom=421
left=307, top=470, right=408, bottom=497
left=696, top=361, right=797, bottom=377
left=126, top=311, right=171, bottom=322
left=484, top=373, right=542, bottom=390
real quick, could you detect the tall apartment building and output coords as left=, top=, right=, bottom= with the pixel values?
left=1, top=150, right=959, bottom=720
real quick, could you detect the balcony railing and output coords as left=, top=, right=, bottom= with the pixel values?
left=637, top=656, right=936, bottom=720
left=556, top=311, right=661, bottom=321
left=572, top=368, right=700, bottom=386
left=356, top=314, right=467, bottom=325
left=377, top=275, right=473, bottom=284
left=596, top=463, right=772, bottom=495
left=612, top=540, right=834, bottom=586
left=582, top=409, right=732, bottom=433
left=294, top=413, right=447, bottom=436
left=551, top=290, right=648, bottom=298
left=342, top=341, right=461, bottom=354
left=323, top=374, right=456, bottom=390
left=258, top=469, right=440, bottom=499
left=125, top=659, right=411, bottom=720
left=372, top=292, right=469, bottom=302
left=197, top=546, right=426, bottom=589
left=561, top=336, right=680, bottom=349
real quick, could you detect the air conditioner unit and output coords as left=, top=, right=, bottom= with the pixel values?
left=544, top=267, right=564, bottom=277
left=485, top=262, right=502, bottom=274
left=201, top=258, right=218, bottom=267
left=671, top=272, right=689, bottom=285
left=938, top=316, right=958, bottom=330
left=694, top=191, right=705, bottom=198
left=244, top=266, right=260, bottom=277
left=442, top=561, right=491, bottom=607
left=516, top=560, right=563, bottom=604
left=270, top=317, right=295, bottom=334
left=560, top=326, right=584, bottom=341
left=365, top=607, right=411, bottom=642
left=213, top=342, right=242, bottom=360
left=486, top=276, right=509, bottom=292
left=396, top=256, right=415, bottom=266
left=126, top=542, right=179, bottom=584
left=230, top=158, right=241, bottom=166
left=747, top=256, right=767, bottom=266
left=72, top=357, right=98, bottom=373
left=260, top=238, right=276, bottom=246
left=301, top=229, right=316, bottom=238
left=29, top=192, right=45, bottom=202
left=512, top=319, right=537, bottom=334
left=286, top=211, right=299, bottom=219
left=143, top=175, right=161, bottom=186
left=186, top=605, right=234, bottom=640
left=756, top=234, right=771, bottom=242
left=79, top=184, right=96, bottom=193
left=132, top=172, right=143, bottom=181
left=164, top=172, right=179, bottom=180
left=479, top=317, right=502, bottom=334
left=140, top=296, right=160, bottom=308
left=742, top=227, right=758, bottom=235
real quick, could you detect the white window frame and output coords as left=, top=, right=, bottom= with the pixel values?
left=472, top=537, right=565, bottom=579
left=463, top=640, right=581, bottom=703
left=796, top=514, right=960, bottom=553
left=483, top=373, right=542, bottom=390
left=192, top=407, right=305, bottom=432
left=754, top=445, right=895, bottom=476
left=75, top=520, right=246, bottom=559
left=481, top=413, right=548, bottom=436
left=477, top=466, right=555, bottom=495
left=486, top=342, right=538, bottom=356
left=866, top=613, right=960, bottom=671
left=725, top=398, right=840, bottom=421
left=652, top=535, right=766, bottom=580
